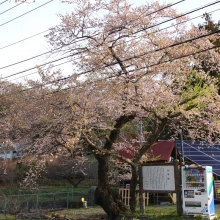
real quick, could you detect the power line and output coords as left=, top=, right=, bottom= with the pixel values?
left=116, top=1, right=220, bottom=48
left=10, top=59, right=72, bottom=82
left=15, top=44, right=220, bottom=98
left=155, top=7, right=220, bottom=36
left=9, top=6, right=220, bottom=82
left=1, top=0, right=217, bottom=72
left=0, top=34, right=96, bottom=69
left=0, top=1, right=183, bottom=50
left=132, top=45, right=220, bottom=73
left=48, top=29, right=216, bottom=79
left=0, top=30, right=49, bottom=50
left=0, top=0, right=8, bottom=6
left=2, top=0, right=220, bottom=80
left=3, top=34, right=220, bottom=98
left=67, top=29, right=220, bottom=77
left=1, top=49, right=86, bottom=79
left=0, top=0, right=53, bottom=27
left=0, top=50, right=54, bottom=70
left=0, top=2, right=23, bottom=16
left=133, top=0, right=220, bottom=36
left=3, top=29, right=220, bottom=81
left=79, top=45, right=220, bottom=84
left=146, top=0, right=185, bottom=16
left=0, top=0, right=184, bottom=51
left=0, top=0, right=187, bottom=72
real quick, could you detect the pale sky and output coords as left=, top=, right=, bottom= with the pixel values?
left=0, top=0, right=219, bottom=83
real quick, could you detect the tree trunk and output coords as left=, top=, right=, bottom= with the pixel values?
left=95, top=155, right=127, bottom=219
left=130, top=165, right=138, bottom=212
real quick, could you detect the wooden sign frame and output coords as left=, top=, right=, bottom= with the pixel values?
left=139, top=161, right=182, bottom=216
left=142, top=163, right=175, bottom=192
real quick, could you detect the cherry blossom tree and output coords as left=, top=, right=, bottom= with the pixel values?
left=1, top=0, right=220, bottom=218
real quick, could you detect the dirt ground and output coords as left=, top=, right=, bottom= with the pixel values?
left=52, top=206, right=108, bottom=220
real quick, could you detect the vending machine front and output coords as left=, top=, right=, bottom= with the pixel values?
left=182, top=166, right=215, bottom=217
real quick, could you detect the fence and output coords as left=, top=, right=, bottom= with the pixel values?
left=0, top=189, right=95, bottom=214
left=119, top=188, right=149, bottom=207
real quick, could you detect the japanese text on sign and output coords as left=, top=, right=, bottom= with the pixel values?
left=142, top=165, right=175, bottom=191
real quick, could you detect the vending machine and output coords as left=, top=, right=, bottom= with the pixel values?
left=182, top=165, right=215, bottom=217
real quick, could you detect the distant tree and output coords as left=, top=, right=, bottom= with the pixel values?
left=0, top=160, right=29, bottom=186
left=45, top=155, right=89, bottom=187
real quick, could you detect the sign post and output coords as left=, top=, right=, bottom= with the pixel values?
left=140, top=161, right=182, bottom=215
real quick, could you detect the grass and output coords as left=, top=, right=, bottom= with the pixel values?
left=143, top=205, right=182, bottom=219
left=0, top=205, right=220, bottom=219
left=53, top=205, right=220, bottom=220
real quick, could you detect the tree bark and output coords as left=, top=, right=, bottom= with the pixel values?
left=130, top=164, right=138, bottom=212
left=129, top=118, right=169, bottom=212
left=95, top=155, right=127, bottom=220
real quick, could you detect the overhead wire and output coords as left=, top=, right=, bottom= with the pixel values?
left=0, top=30, right=49, bottom=50
left=70, top=29, right=220, bottom=77
left=10, top=59, right=72, bottom=82
left=0, top=0, right=8, bottom=6
left=153, top=7, right=220, bottom=36
left=62, top=44, right=220, bottom=91
left=0, top=0, right=185, bottom=64
left=1, top=49, right=86, bottom=79
left=2, top=0, right=217, bottom=72
left=128, top=44, right=220, bottom=74
left=0, top=0, right=189, bottom=78
left=13, top=43, right=220, bottom=97
left=0, top=0, right=184, bottom=51
left=9, top=6, right=220, bottom=82
left=0, top=32, right=99, bottom=69
left=0, top=0, right=53, bottom=27
left=0, top=0, right=218, bottom=48
left=0, top=2, right=23, bottom=15
left=2, top=0, right=218, bottom=77
left=131, top=0, right=220, bottom=36
left=3, top=28, right=220, bottom=81
left=2, top=0, right=220, bottom=81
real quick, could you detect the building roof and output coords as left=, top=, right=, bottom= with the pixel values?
left=118, top=140, right=176, bottom=162
left=147, top=141, right=175, bottom=162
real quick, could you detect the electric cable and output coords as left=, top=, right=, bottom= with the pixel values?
left=133, top=0, right=220, bottom=36
left=0, top=0, right=185, bottom=52
left=1, top=49, right=87, bottom=79
left=0, top=30, right=49, bottom=50
left=0, top=2, right=23, bottom=16
left=10, top=59, right=73, bottom=82
left=154, top=7, right=220, bottom=37
left=1, top=0, right=215, bottom=71
left=3, top=40, right=220, bottom=101
left=8, top=6, right=220, bottom=82
left=0, top=34, right=97, bottom=69
left=0, top=0, right=8, bottom=6
left=0, top=0, right=53, bottom=27
left=2, top=0, right=220, bottom=80
left=0, top=0, right=184, bottom=50
left=17, top=43, right=220, bottom=98
left=113, top=2, right=220, bottom=48
left=1, top=0, right=218, bottom=74
left=0, top=50, right=56, bottom=70
left=3, top=28, right=220, bottom=82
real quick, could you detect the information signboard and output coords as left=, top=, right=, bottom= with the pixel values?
left=142, top=165, right=175, bottom=191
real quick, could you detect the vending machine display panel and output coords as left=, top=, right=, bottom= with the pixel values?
left=182, top=166, right=215, bottom=217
